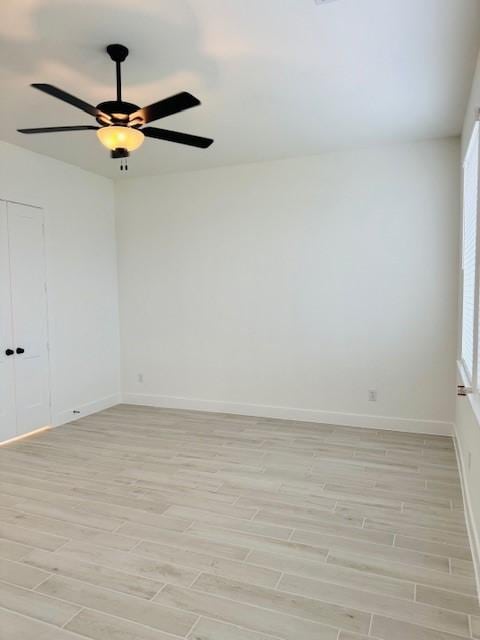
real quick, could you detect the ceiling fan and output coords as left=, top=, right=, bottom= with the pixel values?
left=17, top=44, right=214, bottom=169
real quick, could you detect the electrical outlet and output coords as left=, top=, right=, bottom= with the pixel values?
left=138, top=373, right=144, bottom=383
left=368, top=390, right=377, bottom=402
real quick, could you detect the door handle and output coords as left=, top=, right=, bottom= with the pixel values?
left=5, top=349, right=14, bottom=356
left=457, top=384, right=473, bottom=396
left=16, top=347, right=25, bottom=354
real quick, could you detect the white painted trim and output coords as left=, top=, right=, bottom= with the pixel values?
left=122, top=393, right=453, bottom=435
left=453, top=431, right=480, bottom=605
left=53, top=393, right=121, bottom=427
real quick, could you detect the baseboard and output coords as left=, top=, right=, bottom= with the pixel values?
left=53, top=393, right=121, bottom=427
left=122, top=392, right=453, bottom=436
left=453, top=432, right=480, bottom=605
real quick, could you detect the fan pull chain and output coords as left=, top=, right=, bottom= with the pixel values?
left=119, top=159, right=129, bottom=172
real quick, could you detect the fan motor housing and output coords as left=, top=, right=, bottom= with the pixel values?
left=96, top=101, right=141, bottom=126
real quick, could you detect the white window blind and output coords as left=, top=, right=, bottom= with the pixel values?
left=461, top=122, right=480, bottom=384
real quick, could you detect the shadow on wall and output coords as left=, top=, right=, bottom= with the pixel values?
left=0, top=0, right=218, bottom=97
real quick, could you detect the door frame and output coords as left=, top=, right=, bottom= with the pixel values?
left=2, top=197, right=53, bottom=434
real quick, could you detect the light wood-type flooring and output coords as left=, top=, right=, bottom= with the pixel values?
left=0, top=404, right=478, bottom=639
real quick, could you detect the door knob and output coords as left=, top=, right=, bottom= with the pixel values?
left=16, top=347, right=25, bottom=354
left=5, top=349, right=14, bottom=356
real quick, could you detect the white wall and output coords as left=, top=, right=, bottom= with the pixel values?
left=0, top=140, right=120, bottom=426
left=116, top=138, right=459, bottom=434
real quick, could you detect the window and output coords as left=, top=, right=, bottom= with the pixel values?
left=461, top=122, right=480, bottom=385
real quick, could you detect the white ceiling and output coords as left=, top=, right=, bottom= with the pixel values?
left=1, top=0, right=479, bottom=179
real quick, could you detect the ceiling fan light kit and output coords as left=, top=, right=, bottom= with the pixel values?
left=96, top=125, right=144, bottom=153
left=17, top=43, right=213, bottom=170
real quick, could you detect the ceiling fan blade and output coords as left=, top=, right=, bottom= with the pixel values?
left=142, top=127, right=213, bottom=148
left=17, top=125, right=99, bottom=134
left=131, top=92, right=201, bottom=125
left=31, top=84, right=107, bottom=119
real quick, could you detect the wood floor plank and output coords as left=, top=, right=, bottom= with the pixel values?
left=164, top=505, right=294, bottom=539
left=246, top=549, right=415, bottom=599
left=134, top=540, right=281, bottom=588
left=23, top=548, right=165, bottom=599
left=0, top=557, right=50, bottom=589
left=370, top=614, right=472, bottom=639
left=292, top=529, right=450, bottom=572
left=253, top=509, right=394, bottom=544
left=0, top=579, right=81, bottom=627
left=450, top=558, right=475, bottom=577
left=187, top=523, right=329, bottom=562
left=336, top=503, right=468, bottom=534
left=277, top=572, right=470, bottom=635
left=394, top=534, right=472, bottom=561
left=0, top=538, right=33, bottom=562
left=0, top=521, right=68, bottom=552
left=0, top=607, right=88, bottom=640
left=0, top=506, right=140, bottom=551
left=415, top=583, right=480, bottom=615
left=153, top=584, right=339, bottom=640
left=48, top=540, right=200, bottom=587
left=72, top=500, right=193, bottom=532
left=117, top=522, right=250, bottom=560
left=65, top=607, right=183, bottom=640
left=364, top=518, right=470, bottom=546
left=337, top=633, right=371, bottom=640
left=326, top=549, right=477, bottom=594
left=14, top=499, right=125, bottom=532
left=37, top=574, right=198, bottom=636
left=188, top=617, right=284, bottom=640
left=191, top=573, right=372, bottom=634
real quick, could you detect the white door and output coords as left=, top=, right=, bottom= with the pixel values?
left=8, top=202, right=50, bottom=435
left=0, top=201, right=17, bottom=441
